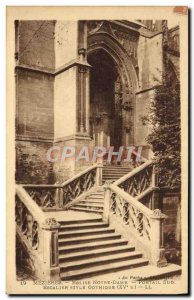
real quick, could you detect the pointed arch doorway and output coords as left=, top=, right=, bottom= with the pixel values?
left=88, top=49, right=123, bottom=153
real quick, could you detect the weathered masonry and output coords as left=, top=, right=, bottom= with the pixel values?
left=15, top=20, right=181, bottom=280
left=15, top=20, right=179, bottom=184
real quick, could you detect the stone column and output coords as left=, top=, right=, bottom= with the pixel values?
left=41, top=218, right=61, bottom=280
left=77, top=21, right=91, bottom=136
left=150, top=209, right=167, bottom=267
left=78, top=63, right=86, bottom=133
left=103, top=181, right=112, bottom=223
left=96, top=163, right=103, bottom=186
left=77, top=60, right=91, bottom=135
left=55, top=187, right=64, bottom=209
left=151, top=165, right=160, bottom=209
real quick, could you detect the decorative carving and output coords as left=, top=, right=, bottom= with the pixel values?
left=151, top=209, right=167, bottom=219
left=108, top=162, right=167, bottom=264
left=24, top=167, right=98, bottom=210
left=62, top=168, right=96, bottom=206
left=122, top=101, right=133, bottom=110
left=122, top=68, right=133, bottom=93
left=103, top=180, right=114, bottom=190
left=110, top=192, right=151, bottom=242
left=15, top=195, right=39, bottom=250
left=119, top=164, right=153, bottom=197
left=44, top=218, right=58, bottom=226
left=78, top=65, right=88, bottom=73
left=93, top=112, right=113, bottom=122
left=78, top=48, right=86, bottom=59
left=87, top=21, right=118, bottom=38
left=87, top=21, right=104, bottom=35
left=113, top=29, right=138, bottom=59
left=26, top=188, right=56, bottom=209
left=114, top=76, right=123, bottom=107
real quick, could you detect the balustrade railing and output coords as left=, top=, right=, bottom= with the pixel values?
left=15, top=194, right=40, bottom=250
left=103, top=182, right=167, bottom=265
left=102, top=158, right=167, bottom=266
left=15, top=185, right=60, bottom=280
left=23, top=164, right=102, bottom=211
left=115, top=161, right=153, bottom=196
left=61, top=165, right=98, bottom=206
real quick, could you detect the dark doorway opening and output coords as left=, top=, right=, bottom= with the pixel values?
left=88, top=50, right=123, bottom=152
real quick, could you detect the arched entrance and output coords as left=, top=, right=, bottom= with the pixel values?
left=87, top=31, right=138, bottom=153
left=88, top=49, right=122, bottom=150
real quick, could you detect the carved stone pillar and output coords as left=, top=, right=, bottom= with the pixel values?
left=77, top=21, right=91, bottom=136
left=122, top=99, right=133, bottom=146
left=103, top=181, right=112, bottom=223
left=78, top=63, right=86, bottom=133
left=150, top=209, right=168, bottom=267
left=77, top=63, right=91, bottom=135
left=41, top=218, right=60, bottom=280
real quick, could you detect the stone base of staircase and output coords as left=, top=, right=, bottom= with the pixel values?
left=45, top=210, right=181, bottom=281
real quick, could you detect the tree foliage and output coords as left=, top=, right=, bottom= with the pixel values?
left=145, top=67, right=181, bottom=188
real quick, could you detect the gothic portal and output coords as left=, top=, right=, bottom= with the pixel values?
left=15, top=20, right=179, bottom=183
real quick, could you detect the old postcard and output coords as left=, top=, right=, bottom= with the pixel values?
left=6, top=6, right=188, bottom=295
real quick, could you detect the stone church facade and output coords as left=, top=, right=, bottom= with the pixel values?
left=15, top=20, right=179, bottom=184
left=15, top=20, right=181, bottom=280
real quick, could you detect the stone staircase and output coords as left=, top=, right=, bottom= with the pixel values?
left=58, top=165, right=149, bottom=280
left=70, top=188, right=104, bottom=214
left=16, top=163, right=182, bottom=282
left=70, top=166, right=131, bottom=214
left=57, top=215, right=149, bottom=280
left=102, top=165, right=131, bottom=184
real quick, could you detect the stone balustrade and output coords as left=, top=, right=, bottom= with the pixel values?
left=16, top=185, right=61, bottom=280
left=103, top=161, right=167, bottom=266
left=23, top=163, right=102, bottom=211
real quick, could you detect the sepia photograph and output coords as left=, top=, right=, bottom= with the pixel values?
left=6, top=6, right=188, bottom=295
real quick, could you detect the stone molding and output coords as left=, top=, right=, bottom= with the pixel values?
left=15, top=59, right=91, bottom=77
left=16, top=133, right=92, bottom=144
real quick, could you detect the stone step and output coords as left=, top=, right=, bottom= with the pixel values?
left=102, top=166, right=132, bottom=172
left=61, top=258, right=149, bottom=280
left=58, top=227, right=115, bottom=239
left=88, top=194, right=104, bottom=199
left=89, top=193, right=104, bottom=198
left=80, top=199, right=104, bottom=204
left=58, top=222, right=109, bottom=232
left=103, top=172, right=127, bottom=175
left=78, top=201, right=104, bottom=207
left=102, top=168, right=131, bottom=173
left=103, top=170, right=130, bottom=174
left=102, top=179, right=117, bottom=183
left=59, top=217, right=102, bottom=226
left=102, top=176, right=123, bottom=180
left=58, top=239, right=129, bottom=254
left=60, top=251, right=143, bottom=272
left=59, top=245, right=136, bottom=263
left=73, top=203, right=104, bottom=210
left=58, top=233, right=122, bottom=246
left=70, top=207, right=104, bottom=214
left=103, top=172, right=128, bottom=175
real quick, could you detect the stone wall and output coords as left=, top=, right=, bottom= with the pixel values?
left=52, top=138, right=92, bottom=184
left=54, top=67, right=77, bottom=140
left=15, top=20, right=80, bottom=183
left=16, top=69, right=54, bottom=139
left=16, top=140, right=55, bottom=184
left=134, top=89, right=154, bottom=149
left=55, top=21, right=78, bottom=68
left=137, top=33, right=163, bottom=90
left=18, top=21, right=55, bottom=71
